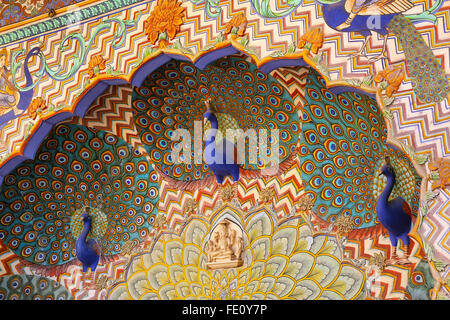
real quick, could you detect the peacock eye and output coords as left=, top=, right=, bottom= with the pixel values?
left=411, top=271, right=425, bottom=285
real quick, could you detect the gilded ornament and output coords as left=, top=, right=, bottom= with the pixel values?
left=87, top=55, right=107, bottom=79
left=224, top=13, right=248, bottom=39
left=334, top=215, right=354, bottom=235
left=374, top=65, right=404, bottom=97
left=144, top=0, right=185, bottom=48
left=298, top=26, right=324, bottom=54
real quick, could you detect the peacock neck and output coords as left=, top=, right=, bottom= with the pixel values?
left=80, top=219, right=91, bottom=243
left=206, top=114, right=218, bottom=145
left=379, top=175, right=395, bottom=205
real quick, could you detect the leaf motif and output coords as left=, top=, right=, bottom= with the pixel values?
left=362, top=75, right=374, bottom=86
left=383, top=96, right=395, bottom=107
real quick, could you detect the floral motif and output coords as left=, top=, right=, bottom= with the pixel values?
left=374, top=65, right=404, bottom=97
left=298, top=26, right=324, bottom=55
left=298, top=194, right=315, bottom=212
left=369, top=253, right=386, bottom=272
left=87, top=55, right=107, bottom=79
left=184, top=198, right=198, bottom=216
left=259, top=187, right=275, bottom=204
left=95, top=274, right=110, bottom=291
left=152, top=214, right=167, bottom=231
left=224, top=13, right=248, bottom=39
left=28, top=97, right=48, bottom=120
left=334, top=215, right=354, bottom=235
left=120, top=240, right=137, bottom=256
left=108, top=207, right=365, bottom=300
left=144, top=0, right=185, bottom=48
left=220, top=185, right=235, bottom=202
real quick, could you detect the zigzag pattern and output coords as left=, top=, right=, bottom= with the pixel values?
left=419, top=188, right=450, bottom=262
left=0, top=240, right=21, bottom=277
left=74, top=85, right=142, bottom=149
left=344, top=231, right=426, bottom=299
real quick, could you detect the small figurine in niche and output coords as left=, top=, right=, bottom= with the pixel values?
left=205, top=219, right=244, bottom=269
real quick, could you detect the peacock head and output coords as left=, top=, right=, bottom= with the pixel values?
left=81, top=207, right=92, bottom=223
left=379, top=156, right=396, bottom=179
left=203, top=98, right=217, bottom=125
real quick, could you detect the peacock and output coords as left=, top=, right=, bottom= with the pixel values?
left=298, top=67, right=422, bottom=240
left=315, top=0, right=449, bottom=104
left=75, top=209, right=101, bottom=272
left=0, top=123, right=159, bottom=274
left=132, top=56, right=300, bottom=190
left=376, top=156, right=413, bottom=265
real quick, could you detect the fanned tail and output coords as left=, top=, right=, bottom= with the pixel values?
left=389, top=15, right=449, bottom=104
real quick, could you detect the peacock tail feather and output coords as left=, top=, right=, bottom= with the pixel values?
left=0, top=123, right=159, bottom=267
left=299, top=68, right=421, bottom=237
left=132, top=56, right=300, bottom=183
left=0, top=274, right=72, bottom=300
left=389, top=14, right=449, bottom=104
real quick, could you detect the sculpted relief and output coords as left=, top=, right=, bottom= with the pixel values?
left=205, top=219, right=244, bottom=270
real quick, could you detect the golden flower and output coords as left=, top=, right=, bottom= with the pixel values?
left=184, top=198, right=198, bottom=215
left=28, top=97, right=47, bottom=120
left=87, top=55, right=107, bottom=79
left=374, top=65, right=404, bottom=97
left=95, top=275, right=110, bottom=291
left=220, top=185, right=235, bottom=202
left=298, top=194, right=315, bottom=212
left=369, top=252, right=386, bottom=272
left=334, top=215, right=354, bottom=235
left=144, top=0, right=185, bottom=46
left=152, top=214, right=167, bottom=230
left=225, top=12, right=248, bottom=39
left=120, top=240, right=136, bottom=256
left=260, top=187, right=275, bottom=204
left=298, top=26, right=324, bottom=54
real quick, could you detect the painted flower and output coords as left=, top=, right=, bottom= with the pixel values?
left=184, top=198, right=198, bottom=216
left=225, top=13, right=248, bottom=39
left=87, top=55, right=107, bottom=79
left=259, top=187, right=275, bottom=204
left=298, top=26, right=324, bottom=54
left=374, top=65, right=404, bottom=97
left=220, top=185, right=235, bottom=202
left=298, top=194, right=314, bottom=212
left=369, top=253, right=386, bottom=272
left=152, top=214, right=167, bottom=231
left=108, top=207, right=365, bottom=300
left=28, top=97, right=48, bottom=120
left=144, top=0, right=185, bottom=48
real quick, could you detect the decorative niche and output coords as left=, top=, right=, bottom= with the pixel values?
left=205, top=218, right=244, bottom=270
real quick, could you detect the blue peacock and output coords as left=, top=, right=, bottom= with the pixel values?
left=132, top=56, right=301, bottom=188
left=299, top=68, right=422, bottom=239
left=0, top=123, right=159, bottom=273
left=315, top=0, right=448, bottom=103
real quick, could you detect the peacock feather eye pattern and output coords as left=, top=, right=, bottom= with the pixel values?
left=0, top=275, right=72, bottom=300
left=0, top=124, right=159, bottom=267
left=107, top=207, right=365, bottom=300
left=299, top=68, right=421, bottom=234
left=132, top=56, right=300, bottom=182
